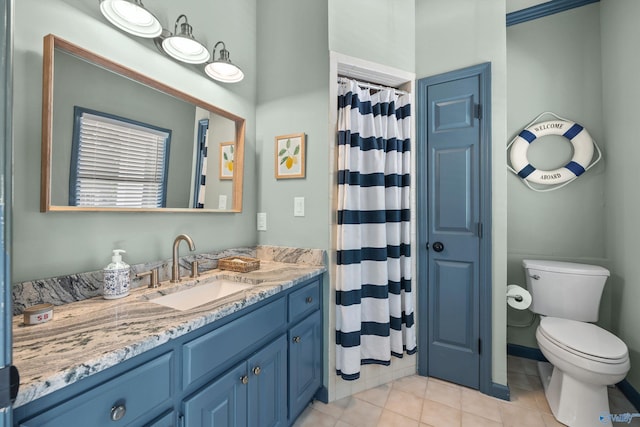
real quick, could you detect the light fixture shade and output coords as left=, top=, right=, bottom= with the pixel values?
left=161, top=15, right=210, bottom=64
left=204, top=42, right=244, bottom=83
left=99, top=0, right=162, bottom=38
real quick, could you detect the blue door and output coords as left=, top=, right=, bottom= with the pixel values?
left=417, top=64, right=492, bottom=391
left=0, top=0, right=13, bottom=424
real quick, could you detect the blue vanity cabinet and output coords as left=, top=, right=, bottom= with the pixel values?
left=183, top=335, right=287, bottom=427
left=13, top=274, right=324, bottom=427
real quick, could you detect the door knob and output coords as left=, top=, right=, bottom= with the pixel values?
left=432, top=242, right=444, bottom=252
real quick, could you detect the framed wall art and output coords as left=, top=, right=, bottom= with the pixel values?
left=219, top=141, right=234, bottom=180
left=275, top=133, right=305, bottom=179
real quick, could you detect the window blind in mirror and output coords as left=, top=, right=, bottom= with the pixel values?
left=70, top=108, right=171, bottom=208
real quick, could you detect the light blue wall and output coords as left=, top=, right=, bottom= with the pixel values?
left=328, top=0, right=415, bottom=73
left=255, top=0, right=330, bottom=251
left=506, top=4, right=606, bottom=348
left=601, top=0, right=640, bottom=392
left=13, top=0, right=257, bottom=282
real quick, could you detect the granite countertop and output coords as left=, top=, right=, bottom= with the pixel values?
left=12, top=260, right=325, bottom=407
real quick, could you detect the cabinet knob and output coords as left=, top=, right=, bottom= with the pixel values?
left=293, top=336, right=301, bottom=343
left=252, top=366, right=261, bottom=376
left=305, top=296, right=313, bottom=304
left=240, top=375, right=249, bottom=385
left=110, top=403, right=127, bottom=421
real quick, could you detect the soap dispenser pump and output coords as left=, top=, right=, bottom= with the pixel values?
left=103, top=249, right=131, bottom=299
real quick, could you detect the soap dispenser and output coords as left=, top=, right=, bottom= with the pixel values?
left=103, top=249, right=130, bottom=299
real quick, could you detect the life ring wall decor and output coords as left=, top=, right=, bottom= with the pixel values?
left=507, top=112, right=602, bottom=192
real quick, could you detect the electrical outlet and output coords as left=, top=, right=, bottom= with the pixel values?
left=218, top=195, right=227, bottom=210
left=294, top=197, right=305, bottom=217
left=257, top=212, right=267, bottom=231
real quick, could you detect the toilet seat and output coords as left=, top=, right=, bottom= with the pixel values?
left=538, top=317, right=628, bottom=364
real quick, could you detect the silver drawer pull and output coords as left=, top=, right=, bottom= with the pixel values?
left=305, top=296, right=313, bottom=304
left=240, top=375, right=249, bottom=385
left=110, top=403, right=126, bottom=421
left=253, top=366, right=261, bottom=376
left=293, top=336, right=301, bottom=343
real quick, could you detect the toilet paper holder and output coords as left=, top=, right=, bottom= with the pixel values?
left=507, top=294, right=524, bottom=303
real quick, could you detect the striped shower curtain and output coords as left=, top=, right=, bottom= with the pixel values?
left=336, top=78, right=416, bottom=381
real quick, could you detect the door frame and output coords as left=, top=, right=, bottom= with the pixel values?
left=416, top=63, right=500, bottom=398
left=0, top=0, right=12, bottom=423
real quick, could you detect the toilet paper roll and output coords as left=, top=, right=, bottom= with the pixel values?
left=506, top=284, right=532, bottom=310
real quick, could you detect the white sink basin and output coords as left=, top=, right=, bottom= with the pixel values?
left=149, top=280, right=253, bottom=311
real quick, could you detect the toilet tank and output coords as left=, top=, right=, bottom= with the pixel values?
left=523, top=259, right=610, bottom=322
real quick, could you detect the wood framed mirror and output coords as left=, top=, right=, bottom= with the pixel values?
left=41, top=34, right=245, bottom=213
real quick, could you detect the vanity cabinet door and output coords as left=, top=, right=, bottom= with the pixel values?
left=183, top=335, right=287, bottom=427
left=183, top=362, right=248, bottom=427
left=288, top=311, right=322, bottom=421
left=247, top=335, right=287, bottom=427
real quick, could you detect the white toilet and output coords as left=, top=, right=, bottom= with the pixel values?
left=523, top=259, right=630, bottom=427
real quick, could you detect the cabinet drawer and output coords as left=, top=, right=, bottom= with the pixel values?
left=183, top=297, right=286, bottom=388
left=20, top=352, right=173, bottom=427
left=288, top=280, right=320, bottom=322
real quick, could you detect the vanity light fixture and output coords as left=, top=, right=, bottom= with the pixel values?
left=204, top=41, right=245, bottom=83
left=99, top=0, right=162, bottom=38
left=161, top=14, right=210, bottom=65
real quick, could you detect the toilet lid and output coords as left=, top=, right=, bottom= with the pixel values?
left=538, top=317, right=628, bottom=362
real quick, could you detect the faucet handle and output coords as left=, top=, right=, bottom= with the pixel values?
left=137, top=268, right=160, bottom=288
left=190, top=260, right=199, bottom=279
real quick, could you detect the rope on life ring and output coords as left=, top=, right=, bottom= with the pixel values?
left=507, top=112, right=602, bottom=192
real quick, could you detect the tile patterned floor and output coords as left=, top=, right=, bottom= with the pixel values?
left=293, top=356, right=640, bottom=427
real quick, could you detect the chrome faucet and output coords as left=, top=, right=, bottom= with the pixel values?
left=171, top=234, right=196, bottom=283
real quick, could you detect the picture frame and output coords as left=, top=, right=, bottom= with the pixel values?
left=219, top=141, right=234, bottom=180
left=275, top=133, right=305, bottom=179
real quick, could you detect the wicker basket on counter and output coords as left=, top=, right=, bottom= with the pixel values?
left=218, top=256, right=261, bottom=273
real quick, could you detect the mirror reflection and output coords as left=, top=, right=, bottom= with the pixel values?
left=42, top=34, right=245, bottom=212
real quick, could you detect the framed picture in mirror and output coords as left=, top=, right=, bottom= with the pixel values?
left=219, top=142, right=234, bottom=180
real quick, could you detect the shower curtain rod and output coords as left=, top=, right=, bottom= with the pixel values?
left=338, top=76, right=408, bottom=95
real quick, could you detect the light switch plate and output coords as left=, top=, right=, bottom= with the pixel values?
left=294, top=197, right=305, bottom=217
left=257, top=212, right=267, bottom=231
